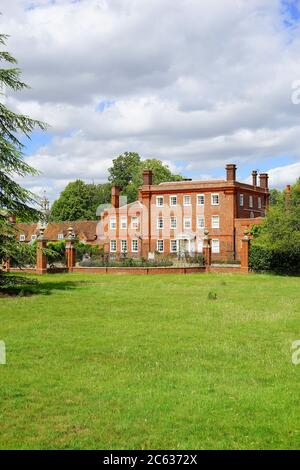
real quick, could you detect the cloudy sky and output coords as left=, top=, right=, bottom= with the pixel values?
left=1, top=0, right=300, bottom=200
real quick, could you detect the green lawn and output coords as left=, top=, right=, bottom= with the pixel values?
left=0, top=272, right=300, bottom=449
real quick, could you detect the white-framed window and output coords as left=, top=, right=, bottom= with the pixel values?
left=57, top=233, right=64, bottom=240
left=198, top=239, right=203, bottom=253
left=211, top=194, right=219, bottom=205
left=170, top=216, right=177, bottom=229
left=156, top=196, right=164, bottom=207
left=132, top=239, right=138, bottom=252
left=121, top=239, right=127, bottom=253
left=212, top=215, right=220, bottom=229
left=197, top=216, right=205, bottom=229
left=120, top=216, right=127, bottom=229
left=110, top=240, right=117, bottom=252
left=19, top=234, right=25, bottom=242
left=157, top=239, right=164, bottom=253
left=131, top=216, right=139, bottom=229
left=110, top=216, right=116, bottom=230
left=197, top=194, right=205, bottom=206
left=170, top=195, right=177, bottom=206
left=184, top=217, right=191, bottom=229
left=157, top=217, right=164, bottom=229
left=170, top=239, right=178, bottom=253
left=183, top=195, right=191, bottom=206
left=212, top=239, right=220, bottom=254
left=31, top=234, right=37, bottom=241
left=240, top=194, right=244, bottom=207
left=249, top=195, right=253, bottom=208
left=258, top=196, right=261, bottom=209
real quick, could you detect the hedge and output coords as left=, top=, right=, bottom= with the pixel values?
left=249, top=244, right=300, bottom=275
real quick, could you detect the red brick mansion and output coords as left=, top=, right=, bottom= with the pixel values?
left=97, top=164, right=270, bottom=261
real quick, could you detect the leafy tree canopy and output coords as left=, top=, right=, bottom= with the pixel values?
left=108, top=152, right=184, bottom=203
left=269, top=188, right=284, bottom=207
left=250, top=178, right=300, bottom=273
left=50, top=180, right=112, bottom=221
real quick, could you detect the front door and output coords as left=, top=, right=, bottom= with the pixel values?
left=179, top=239, right=190, bottom=256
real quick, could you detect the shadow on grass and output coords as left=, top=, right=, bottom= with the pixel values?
left=0, top=273, right=88, bottom=298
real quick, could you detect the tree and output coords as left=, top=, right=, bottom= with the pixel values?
left=108, top=152, right=184, bottom=203
left=108, top=152, right=141, bottom=190
left=250, top=178, right=300, bottom=274
left=141, top=158, right=183, bottom=185
left=0, top=31, right=46, bottom=281
left=269, top=188, right=284, bottom=207
left=50, top=180, right=112, bottom=221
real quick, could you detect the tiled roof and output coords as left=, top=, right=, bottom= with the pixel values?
left=16, top=223, right=39, bottom=240
left=15, top=220, right=99, bottom=242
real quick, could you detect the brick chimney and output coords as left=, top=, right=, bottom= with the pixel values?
left=111, top=185, right=120, bottom=208
left=259, top=173, right=269, bottom=189
left=143, top=170, right=153, bottom=186
left=252, top=170, right=258, bottom=187
left=226, top=164, right=237, bottom=182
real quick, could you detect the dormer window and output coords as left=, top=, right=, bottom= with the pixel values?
left=57, top=233, right=64, bottom=240
left=19, top=234, right=25, bottom=242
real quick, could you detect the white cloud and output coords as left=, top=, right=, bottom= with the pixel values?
left=1, top=0, right=300, bottom=198
left=268, top=161, right=300, bottom=187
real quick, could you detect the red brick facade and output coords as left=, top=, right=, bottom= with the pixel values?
left=98, top=164, right=269, bottom=261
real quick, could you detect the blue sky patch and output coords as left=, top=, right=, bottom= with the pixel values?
left=96, top=100, right=115, bottom=113
left=22, top=131, right=52, bottom=156
left=281, top=0, right=300, bottom=28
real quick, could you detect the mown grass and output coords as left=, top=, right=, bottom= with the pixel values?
left=0, top=272, right=300, bottom=449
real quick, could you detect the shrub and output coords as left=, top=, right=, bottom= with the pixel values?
left=46, top=241, right=66, bottom=265
left=249, top=244, right=300, bottom=275
left=184, top=253, right=205, bottom=266
left=249, top=179, right=300, bottom=275
left=0, top=274, right=38, bottom=296
left=74, top=242, right=100, bottom=262
left=79, top=256, right=174, bottom=268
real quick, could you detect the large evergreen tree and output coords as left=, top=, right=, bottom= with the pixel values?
left=0, top=32, right=46, bottom=275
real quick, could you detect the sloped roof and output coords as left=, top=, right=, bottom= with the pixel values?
left=16, top=223, right=39, bottom=240
left=15, top=220, right=98, bottom=242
